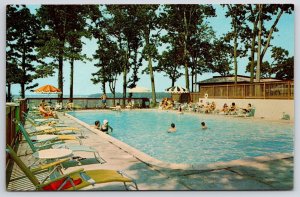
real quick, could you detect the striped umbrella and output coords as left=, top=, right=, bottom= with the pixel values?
left=165, top=86, right=189, bottom=93
left=34, top=84, right=62, bottom=94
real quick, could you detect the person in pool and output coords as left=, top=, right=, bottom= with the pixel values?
left=93, top=120, right=101, bottom=130
left=100, top=119, right=113, bottom=133
left=168, top=123, right=177, bottom=133
left=201, top=122, right=207, bottom=130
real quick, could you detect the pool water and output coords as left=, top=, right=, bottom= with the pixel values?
left=69, top=110, right=294, bottom=165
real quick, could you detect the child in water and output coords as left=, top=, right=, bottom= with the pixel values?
left=93, top=120, right=101, bottom=130
left=201, top=122, right=207, bottom=130
left=168, top=123, right=177, bottom=133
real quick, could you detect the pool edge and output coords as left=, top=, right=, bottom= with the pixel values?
left=65, top=112, right=293, bottom=171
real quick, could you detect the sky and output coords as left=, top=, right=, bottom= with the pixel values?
left=8, top=4, right=294, bottom=96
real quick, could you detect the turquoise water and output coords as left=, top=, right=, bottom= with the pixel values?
left=69, top=110, right=294, bottom=165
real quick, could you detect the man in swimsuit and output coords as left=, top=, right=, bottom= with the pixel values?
left=100, top=93, right=107, bottom=108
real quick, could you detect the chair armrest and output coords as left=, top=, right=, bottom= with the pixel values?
left=31, top=158, right=70, bottom=173
left=36, top=168, right=84, bottom=189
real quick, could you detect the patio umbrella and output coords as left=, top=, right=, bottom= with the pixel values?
left=165, top=86, right=189, bottom=93
left=34, top=84, right=62, bottom=94
left=128, top=86, right=150, bottom=93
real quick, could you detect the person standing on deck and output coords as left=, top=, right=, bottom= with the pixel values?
left=100, top=93, right=107, bottom=108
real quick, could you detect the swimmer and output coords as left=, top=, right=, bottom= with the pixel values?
left=201, top=122, right=207, bottom=130
left=168, top=123, right=177, bottom=133
left=100, top=119, right=113, bottom=133
left=93, top=120, right=101, bottom=130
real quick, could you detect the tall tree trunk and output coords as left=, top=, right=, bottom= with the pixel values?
left=102, top=82, right=106, bottom=94
left=250, top=15, right=259, bottom=83
left=191, top=68, right=194, bottom=92
left=195, top=74, right=198, bottom=92
left=21, top=47, right=26, bottom=98
left=58, top=48, right=64, bottom=99
left=70, top=58, right=74, bottom=102
left=233, top=27, right=238, bottom=85
left=122, top=65, right=127, bottom=107
left=260, top=8, right=283, bottom=62
left=183, top=10, right=189, bottom=91
left=148, top=55, right=156, bottom=107
left=7, top=83, right=12, bottom=102
left=256, top=5, right=262, bottom=83
left=20, top=84, right=25, bottom=99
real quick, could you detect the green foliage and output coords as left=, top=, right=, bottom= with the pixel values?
left=156, top=49, right=183, bottom=86
left=6, top=5, right=41, bottom=98
left=245, top=46, right=293, bottom=80
left=37, top=5, right=92, bottom=97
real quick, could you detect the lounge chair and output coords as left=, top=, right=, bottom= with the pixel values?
left=54, top=102, right=63, bottom=111
left=23, top=111, right=61, bottom=126
left=16, top=121, right=105, bottom=164
left=6, top=145, right=138, bottom=190
left=236, top=108, right=256, bottom=117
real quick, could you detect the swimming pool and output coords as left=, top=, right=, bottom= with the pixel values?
left=68, top=110, right=294, bottom=165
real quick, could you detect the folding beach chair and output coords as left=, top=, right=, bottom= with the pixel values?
left=6, top=145, right=138, bottom=190
left=16, top=121, right=105, bottom=164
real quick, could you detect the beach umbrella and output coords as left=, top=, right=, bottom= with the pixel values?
left=165, top=86, right=189, bottom=93
left=128, top=86, right=150, bottom=93
left=34, top=84, right=62, bottom=94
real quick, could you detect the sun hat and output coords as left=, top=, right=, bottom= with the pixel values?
left=103, top=119, right=108, bottom=125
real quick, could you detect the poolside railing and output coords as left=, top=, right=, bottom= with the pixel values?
left=191, top=81, right=294, bottom=102
left=25, top=97, right=150, bottom=111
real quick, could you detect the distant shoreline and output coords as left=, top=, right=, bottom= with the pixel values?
left=12, top=92, right=172, bottom=100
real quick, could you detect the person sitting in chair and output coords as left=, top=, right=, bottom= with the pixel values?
left=229, top=102, right=237, bottom=114
left=39, top=103, right=58, bottom=118
left=66, top=99, right=74, bottom=110
left=242, top=103, right=252, bottom=113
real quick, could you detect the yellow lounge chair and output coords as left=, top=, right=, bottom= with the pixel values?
left=6, top=145, right=138, bottom=191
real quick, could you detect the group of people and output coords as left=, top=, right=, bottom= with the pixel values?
left=159, top=98, right=174, bottom=110
left=38, top=99, right=74, bottom=118
left=38, top=99, right=58, bottom=118
left=220, top=102, right=252, bottom=115
left=93, top=119, right=113, bottom=134
left=167, top=121, right=207, bottom=133
left=196, top=100, right=216, bottom=113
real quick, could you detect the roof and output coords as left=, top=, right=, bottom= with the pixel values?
left=196, top=75, right=282, bottom=84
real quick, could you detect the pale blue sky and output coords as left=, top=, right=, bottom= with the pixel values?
left=9, top=4, right=294, bottom=96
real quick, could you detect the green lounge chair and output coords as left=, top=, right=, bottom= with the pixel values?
left=16, top=121, right=105, bottom=164
left=6, top=145, right=138, bottom=191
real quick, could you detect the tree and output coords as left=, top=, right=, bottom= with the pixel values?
left=223, top=5, right=249, bottom=84
left=37, top=5, right=91, bottom=98
left=136, top=5, right=160, bottom=107
left=242, top=4, right=294, bottom=82
left=161, top=5, right=215, bottom=90
left=156, top=49, right=183, bottom=87
left=6, top=5, right=41, bottom=98
left=105, top=5, right=143, bottom=106
left=91, top=39, right=123, bottom=105
left=209, top=38, right=233, bottom=76
left=65, top=5, right=94, bottom=100
left=245, top=46, right=294, bottom=80
left=188, top=24, right=216, bottom=91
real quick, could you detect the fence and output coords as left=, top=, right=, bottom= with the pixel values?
left=25, top=97, right=150, bottom=111
left=191, top=81, right=294, bottom=102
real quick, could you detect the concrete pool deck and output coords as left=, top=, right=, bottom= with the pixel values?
left=9, top=111, right=293, bottom=191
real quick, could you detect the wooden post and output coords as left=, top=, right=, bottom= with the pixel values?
left=263, top=82, right=266, bottom=99
left=227, top=84, right=229, bottom=99
left=288, top=81, right=291, bottom=99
